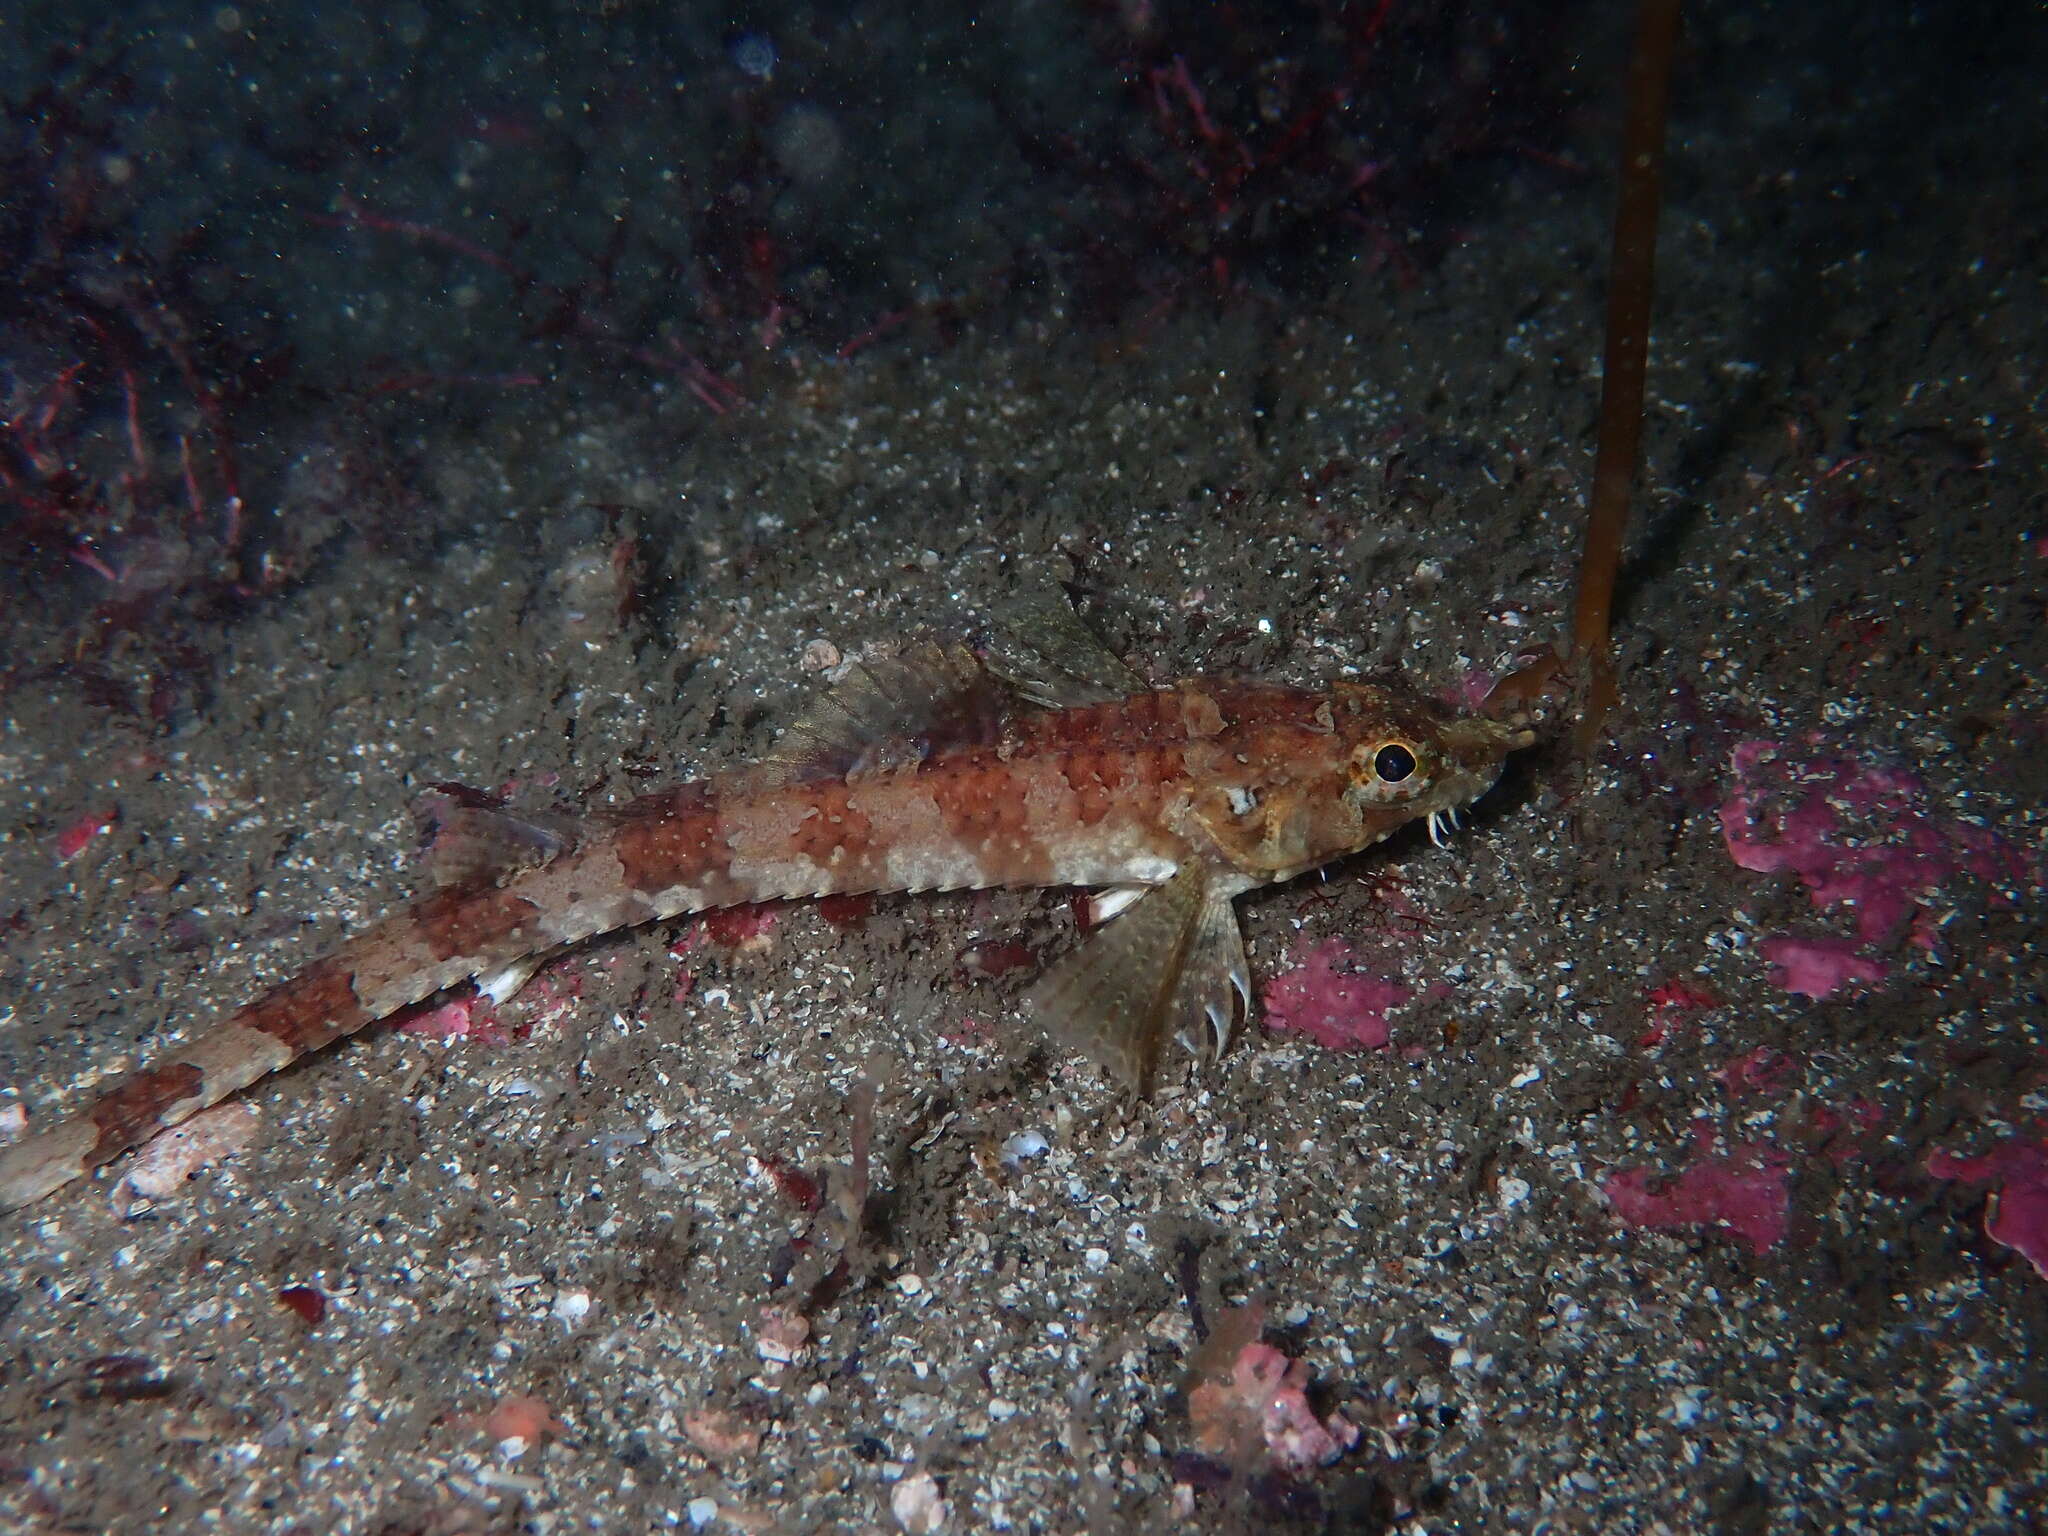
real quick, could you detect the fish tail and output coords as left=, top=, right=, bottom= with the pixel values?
left=0, top=866, right=594, bottom=1210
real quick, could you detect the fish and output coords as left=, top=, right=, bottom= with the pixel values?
left=0, top=600, right=1538, bottom=1210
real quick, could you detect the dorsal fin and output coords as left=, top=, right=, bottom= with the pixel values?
left=756, top=601, right=1145, bottom=788
left=411, top=784, right=577, bottom=889
left=756, top=640, right=1016, bottom=787
left=982, top=591, right=1147, bottom=710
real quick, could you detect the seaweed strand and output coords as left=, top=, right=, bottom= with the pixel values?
left=1575, top=0, right=1682, bottom=680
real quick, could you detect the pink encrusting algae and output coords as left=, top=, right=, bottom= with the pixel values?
left=1926, top=1136, right=2048, bottom=1282
left=1185, top=1305, right=1360, bottom=1477
left=54, top=808, right=117, bottom=861
left=1715, top=1044, right=1797, bottom=1099
left=1603, top=1123, right=1792, bottom=1253
left=1199, top=1341, right=1361, bottom=1474
left=1802, top=1097, right=1887, bottom=1167
left=1637, top=978, right=1719, bottom=1048
left=1755, top=936, right=1886, bottom=1001
left=1260, top=936, right=1411, bottom=1051
left=396, top=995, right=512, bottom=1044
left=1719, top=738, right=2037, bottom=999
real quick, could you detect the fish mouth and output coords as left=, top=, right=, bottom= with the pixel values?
left=1417, top=712, right=1539, bottom=845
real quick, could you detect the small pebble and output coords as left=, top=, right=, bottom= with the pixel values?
left=891, top=1471, right=947, bottom=1532
left=1001, top=1130, right=1049, bottom=1163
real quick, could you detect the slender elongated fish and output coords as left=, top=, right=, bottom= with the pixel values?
left=0, top=603, right=1535, bottom=1209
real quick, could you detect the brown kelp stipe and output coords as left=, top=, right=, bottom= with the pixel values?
left=1490, top=0, right=1682, bottom=747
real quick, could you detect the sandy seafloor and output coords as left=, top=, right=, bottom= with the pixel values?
left=2, top=4, right=2046, bottom=1533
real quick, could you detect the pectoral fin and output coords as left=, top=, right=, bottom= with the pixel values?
left=1027, top=863, right=1252, bottom=1093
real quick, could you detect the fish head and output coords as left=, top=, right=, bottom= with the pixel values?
left=1330, top=681, right=1539, bottom=845
left=1183, top=678, right=1541, bottom=882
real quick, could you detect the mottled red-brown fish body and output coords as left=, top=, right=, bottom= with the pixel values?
left=1, top=665, right=1531, bottom=1209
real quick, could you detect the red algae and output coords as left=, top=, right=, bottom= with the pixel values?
left=1260, top=936, right=1411, bottom=1051
left=1716, top=1045, right=1797, bottom=1099
left=1604, top=1127, right=1791, bottom=1254
left=1719, top=738, right=2037, bottom=999
left=54, top=808, right=116, bottom=861
left=1927, top=1137, right=2048, bottom=1281
left=1757, top=936, right=1885, bottom=1001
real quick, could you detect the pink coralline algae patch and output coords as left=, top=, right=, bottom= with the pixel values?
left=397, top=995, right=512, bottom=1044
left=696, top=903, right=779, bottom=951
left=1261, top=937, right=1411, bottom=1051
left=1456, top=668, right=1500, bottom=712
left=1639, top=978, right=1720, bottom=1047
left=55, top=807, right=117, bottom=861
left=477, top=1393, right=564, bottom=1452
left=1719, top=738, right=2036, bottom=999
left=1803, top=1097, right=1886, bottom=1166
left=1756, top=936, right=1886, bottom=1001
left=1603, top=1127, right=1791, bottom=1253
left=1716, top=1045, right=1797, bottom=1099
left=1927, top=1136, right=2048, bottom=1281
left=1187, top=1307, right=1360, bottom=1476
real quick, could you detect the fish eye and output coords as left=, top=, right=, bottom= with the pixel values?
left=1372, top=742, right=1418, bottom=783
